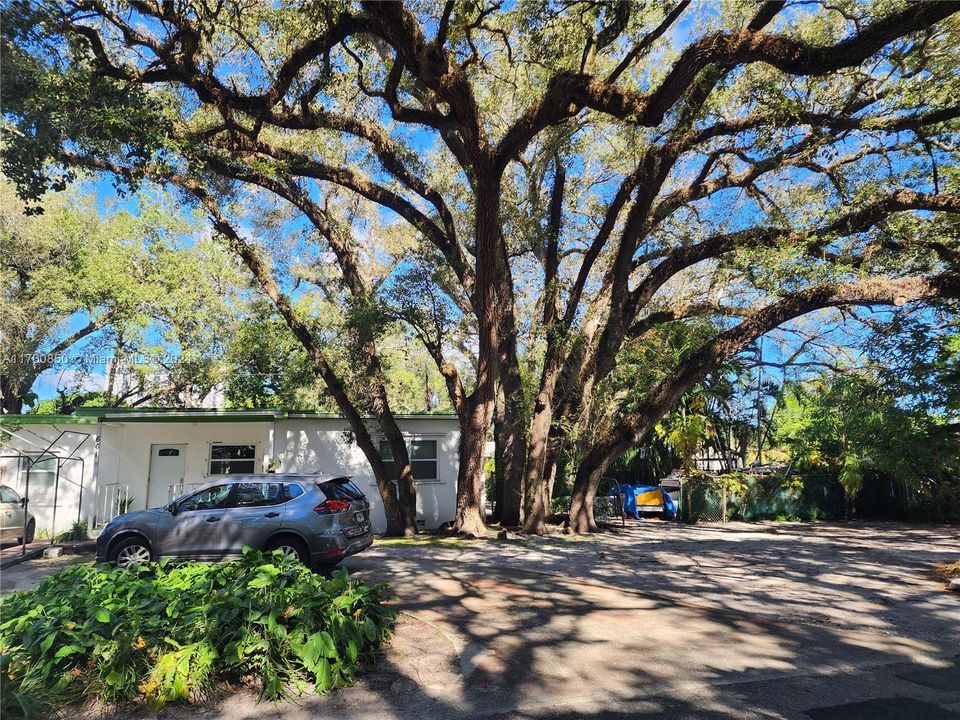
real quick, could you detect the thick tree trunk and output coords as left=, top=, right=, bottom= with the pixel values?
left=453, top=173, right=500, bottom=536
left=456, top=399, right=491, bottom=536
left=362, top=338, right=419, bottom=536
left=497, top=350, right=526, bottom=526
left=568, top=427, right=637, bottom=533
left=495, top=239, right=527, bottom=528
left=521, top=366, right=559, bottom=534
left=520, top=162, right=566, bottom=535
left=359, top=430, right=406, bottom=537
left=491, top=383, right=506, bottom=523
left=544, top=439, right=562, bottom=504
left=0, top=376, right=24, bottom=414
left=568, top=467, right=602, bottom=534
left=380, top=420, right=419, bottom=537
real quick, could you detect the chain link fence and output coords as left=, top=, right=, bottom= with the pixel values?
left=683, top=473, right=846, bottom=524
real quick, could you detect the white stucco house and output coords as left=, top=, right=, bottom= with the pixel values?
left=0, top=408, right=461, bottom=536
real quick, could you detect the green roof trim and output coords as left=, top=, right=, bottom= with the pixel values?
left=63, top=407, right=457, bottom=423
left=72, top=407, right=280, bottom=423
left=74, top=407, right=288, bottom=417
left=0, top=414, right=98, bottom=425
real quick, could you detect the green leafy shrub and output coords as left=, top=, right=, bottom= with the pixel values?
left=55, top=520, right=89, bottom=542
left=0, top=549, right=394, bottom=718
left=549, top=496, right=571, bottom=515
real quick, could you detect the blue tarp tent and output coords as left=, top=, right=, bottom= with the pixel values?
left=608, top=484, right=677, bottom=520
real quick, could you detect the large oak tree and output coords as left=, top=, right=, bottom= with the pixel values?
left=3, top=0, right=959, bottom=534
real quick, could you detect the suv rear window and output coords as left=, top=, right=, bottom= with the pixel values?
left=318, top=478, right=365, bottom=501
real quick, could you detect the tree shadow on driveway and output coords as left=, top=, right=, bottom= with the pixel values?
left=116, top=521, right=960, bottom=720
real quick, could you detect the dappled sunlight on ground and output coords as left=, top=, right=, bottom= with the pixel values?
left=57, top=521, right=960, bottom=720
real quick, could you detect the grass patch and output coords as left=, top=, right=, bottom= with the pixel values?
left=0, top=549, right=394, bottom=718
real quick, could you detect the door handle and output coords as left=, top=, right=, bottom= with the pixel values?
left=264, top=512, right=280, bottom=518
left=205, top=516, right=221, bottom=523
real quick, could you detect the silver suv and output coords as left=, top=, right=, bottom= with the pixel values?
left=95, top=474, right=372, bottom=568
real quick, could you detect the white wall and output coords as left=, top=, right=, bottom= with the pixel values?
left=0, top=423, right=98, bottom=535
left=97, top=420, right=273, bottom=515
left=274, top=416, right=460, bottom=533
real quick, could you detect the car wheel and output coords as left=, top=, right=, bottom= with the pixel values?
left=265, top=537, right=308, bottom=565
left=110, top=537, right=152, bottom=567
left=17, top=519, right=35, bottom=545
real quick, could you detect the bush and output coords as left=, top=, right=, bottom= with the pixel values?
left=549, top=496, right=571, bottom=515
left=55, top=520, right=89, bottom=542
left=0, top=549, right=394, bottom=718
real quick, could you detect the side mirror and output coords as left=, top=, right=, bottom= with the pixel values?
left=167, top=502, right=179, bottom=516
left=19, top=498, right=27, bottom=508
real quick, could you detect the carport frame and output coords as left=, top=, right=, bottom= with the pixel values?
left=0, top=428, right=93, bottom=556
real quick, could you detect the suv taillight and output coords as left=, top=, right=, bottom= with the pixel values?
left=313, top=499, right=350, bottom=515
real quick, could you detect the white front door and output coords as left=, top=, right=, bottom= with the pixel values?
left=147, top=444, right=187, bottom=509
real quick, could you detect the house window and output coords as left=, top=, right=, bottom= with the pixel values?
left=209, top=444, right=256, bottom=475
left=411, top=440, right=438, bottom=481
left=18, top=456, right=57, bottom=505
left=378, top=441, right=399, bottom=480
left=19, top=456, right=57, bottom=486
left=377, top=439, right=438, bottom=482
left=158, top=448, right=180, bottom=457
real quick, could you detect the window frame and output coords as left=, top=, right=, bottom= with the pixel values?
left=283, top=483, right=305, bottom=502
left=231, top=481, right=285, bottom=508
left=176, top=484, right=234, bottom=512
left=409, top=439, right=439, bottom=482
left=0, top=486, right=20, bottom=504
left=376, top=436, right=442, bottom=484
left=18, top=455, right=57, bottom=481
left=207, top=443, right=258, bottom=476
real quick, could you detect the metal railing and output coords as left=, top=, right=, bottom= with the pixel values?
left=96, top=484, right=130, bottom=527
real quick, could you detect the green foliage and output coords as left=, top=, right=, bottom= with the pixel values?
left=685, top=471, right=843, bottom=523
left=28, top=392, right=108, bottom=415
left=54, top=521, right=88, bottom=543
left=658, top=412, right=709, bottom=472
left=718, top=472, right=749, bottom=497
left=549, top=496, right=571, bottom=515
left=1, top=3, right=174, bottom=207
left=225, top=300, right=320, bottom=410
left=0, top=176, right=249, bottom=411
left=837, top=454, right=863, bottom=498
left=0, top=550, right=394, bottom=717
left=775, top=371, right=959, bottom=483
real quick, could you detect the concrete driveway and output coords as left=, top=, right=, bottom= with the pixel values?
left=148, top=521, right=960, bottom=720
left=4, top=521, right=958, bottom=719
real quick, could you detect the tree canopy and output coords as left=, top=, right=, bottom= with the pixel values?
left=2, top=0, right=958, bottom=534
left=0, top=176, right=250, bottom=412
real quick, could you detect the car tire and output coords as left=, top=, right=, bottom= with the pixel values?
left=265, top=537, right=309, bottom=565
left=110, top=536, right=153, bottom=567
left=17, top=519, right=35, bottom=545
